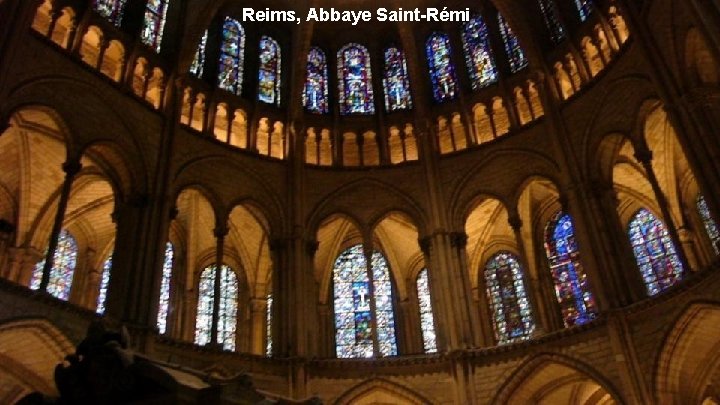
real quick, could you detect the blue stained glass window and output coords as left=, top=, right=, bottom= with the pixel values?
left=157, top=242, right=174, bottom=334
left=30, top=229, right=78, bottom=301
left=544, top=212, right=598, bottom=327
left=416, top=268, right=437, bottom=353
left=426, top=32, right=458, bottom=102
left=266, top=294, right=273, bottom=356
left=462, top=15, right=498, bottom=90
left=383, top=47, right=413, bottom=112
left=484, top=252, right=534, bottom=344
left=218, top=17, right=245, bottom=96
left=498, top=13, right=528, bottom=73
left=140, top=0, right=169, bottom=52
left=258, top=36, right=281, bottom=106
left=333, top=245, right=397, bottom=358
left=194, top=264, right=238, bottom=351
left=697, top=195, right=720, bottom=254
left=628, top=209, right=684, bottom=296
left=190, top=30, right=208, bottom=78
left=93, top=0, right=126, bottom=27
left=303, top=47, right=329, bottom=114
left=574, top=0, right=593, bottom=22
left=96, top=252, right=113, bottom=314
left=337, top=44, right=375, bottom=114
left=538, top=0, right=566, bottom=43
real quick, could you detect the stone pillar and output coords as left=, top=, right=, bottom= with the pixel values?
left=6, top=247, right=43, bottom=285
left=0, top=220, right=15, bottom=276
left=39, top=160, right=81, bottom=293
left=508, top=212, right=553, bottom=335
left=249, top=297, right=267, bottom=356
left=634, top=146, right=692, bottom=272
left=419, top=232, right=483, bottom=351
left=584, top=180, right=647, bottom=303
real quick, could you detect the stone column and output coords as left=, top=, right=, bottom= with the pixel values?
left=0, top=220, right=15, bottom=276
left=634, top=146, right=692, bottom=272
left=39, top=160, right=81, bottom=293
left=584, top=180, right=647, bottom=303
left=249, top=297, right=267, bottom=356
left=420, top=232, right=483, bottom=351
left=508, top=212, right=554, bottom=335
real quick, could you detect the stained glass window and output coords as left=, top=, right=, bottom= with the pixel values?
left=544, top=212, right=598, bottom=327
left=96, top=252, right=113, bottom=314
left=140, top=0, right=169, bottom=53
left=218, top=17, right=245, bottom=96
left=266, top=294, right=273, bottom=356
left=337, top=44, right=375, bottom=114
left=628, top=209, right=684, bottom=296
left=93, top=0, right=126, bottom=27
left=303, top=47, right=328, bottom=114
left=383, top=47, right=413, bottom=112
left=257, top=36, right=281, bottom=106
left=333, top=245, right=397, bottom=358
left=190, top=30, right=208, bottom=78
left=30, top=229, right=77, bottom=301
left=697, top=195, right=720, bottom=254
left=462, top=15, right=498, bottom=90
left=416, top=268, right=437, bottom=353
left=157, top=242, right=174, bottom=334
left=484, top=252, right=534, bottom=344
left=574, top=0, right=593, bottom=22
left=498, top=13, right=528, bottom=73
left=426, top=32, right=458, bottom=102
left=194, top=264, right=238, bottom=351
left=538, top=0, right=566, bottom=43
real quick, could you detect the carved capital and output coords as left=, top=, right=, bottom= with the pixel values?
left=418, top=236, right=432, bottom=255
left=62, top=160, right=82, bottom=176
left=450, top=232, right=468, bottom=249
left=214, top=224, right=229, bottom=239
left=507, top=214, right=523, bottom=231
left=305, top=239, right=319, bottom=255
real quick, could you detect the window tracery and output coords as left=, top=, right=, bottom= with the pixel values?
left=190, top=30, right=208, bottom=78
left=258, top=36, right=281, bottom=106
left=218, top=17, right=245, bottom=96
left=157, top=242, right=174, bottom=334
left=337, top=43, right=375, bottom=114
left=383, top=47, right=413, bottom=112
left=303, top=47, right=329, bottom=114
left=498, top=13, right=528, bottom=73
left=538, top=0, right=566, bottom=43
left=93, top=0, right=126, bottom=26
left=96, top=252, right=113, bottom=314
left=195, top=264, right=238, bottom=351
left=416, top=268, right=437, bottom=353
left=462, top=15, right=498, bottom=90
left=628, top=209, right=684, bottom=295
left=697, top=195, right=720, bottom=254
left=334, top=245, right=397, bottom=358
left=484, top=252, right=534, bottom=343
left=140, top=0, right=169, bottom=52
left=426, top=32, right=458, bottom=102
left=544, top=212, right=598, bottom=326
left=30, top=229, right=78, bottom=301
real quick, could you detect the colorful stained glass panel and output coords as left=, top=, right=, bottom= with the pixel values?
left=140, top=0, right=169, bottom=52
left=30, top=229, right=77, bottom=301
left=218, top=18, right=245, bottom=95
left=93, top=0, right=126, bottom=27
left=484, top=252, right=534, bottom=344
left=383, top=47, right=413, bottom=112
left=337, top=44, right=375, bottom=114
left=498, top=13, right=528, bottom=73
left=462, top=16, right=498, bottom=90
left=628, top=209, right=684, bottom=296
left=544, top=212, right=598, bottom=327
left=96, top=252, right=113, bottom=314
left=303, top=47, right=328, bottom=114
left=426, top=32, right=458, bottom=102
left=416, top=268, right=437, bottom=353
left=258, top=36, right=281, bottom=106
left=157, top=242, right=174, bottom=334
